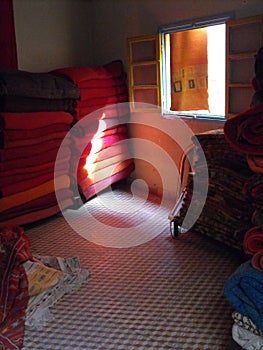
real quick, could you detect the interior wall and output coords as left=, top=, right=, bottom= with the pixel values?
left=89, top=0, right=263, bottom=67
left=11, top=0, right=263, bottom=203
left=88, top=0, right=262, bottom=200
left=13, top=0, right=93, bottom=72
left=128, top=112, right=225, bottom=201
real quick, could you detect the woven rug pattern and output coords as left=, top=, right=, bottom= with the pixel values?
left=22, top=188, right=242, bottom=350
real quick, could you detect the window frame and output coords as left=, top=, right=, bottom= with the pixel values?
left=127, top=14, right=263, bottom=119
left=159, top=13, right=233, bottom=121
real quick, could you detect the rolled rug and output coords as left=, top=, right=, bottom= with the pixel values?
left=243, top=226, right=263, bottom=255
left=224, top=103, right=263, bottom=155
left=247, top=155, right=263, bottom=174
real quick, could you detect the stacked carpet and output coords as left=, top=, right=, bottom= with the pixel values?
left=0, top=68, right=79, bottom=113
left=0, top=68, right=80, bottom=226
left=173, top=128, right=254, bottom=250
left=224, top=102, right=263, bottom=255
left=0, top=112, right=75, bottom=226
left=224, top=103, right=263, bottom=259
left=223, top=48, right=263, bottom=348
left=0, top=61, right=134, bottom=225
left=54, top=61, right=135, bottom=201
left=224, top=114, right=263, bottom=348
left=53, top=60, right=129, bottom=121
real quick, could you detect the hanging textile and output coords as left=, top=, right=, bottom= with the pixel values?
left=170, top=27, right=208, bottom=112
left=0, top=0, right=18, bottom=69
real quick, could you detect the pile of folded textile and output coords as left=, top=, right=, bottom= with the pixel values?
left=0, top=225, right=89, bottom=350
left=223, top=46, right=263, bottom=349
left=172, top=128, right=254, bottom=250
left=223, top=115, right=263, bottom=347
left=224, top=256, right=263, bottom=349
left=224, top=102, right=263, bottom=251
left=53, top=60, right=129, bottom=121
left=0, top=69, right=80, bottom=226
left=0, top=61, right=135, bottom=225
left=53, top=61, right=134, bottom=201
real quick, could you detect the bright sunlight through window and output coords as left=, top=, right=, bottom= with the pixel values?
left=160, top=15, right=230, bottom=119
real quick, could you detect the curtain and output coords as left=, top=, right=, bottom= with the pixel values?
left=170, top=28, right=208, bottom=112
left=0, top=0, right=18, bottom=69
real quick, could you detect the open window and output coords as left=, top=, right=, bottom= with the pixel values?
left=127, top=14, right=263, bottom=119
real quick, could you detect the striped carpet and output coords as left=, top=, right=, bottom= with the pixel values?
left=22, top=185, right=243, bottom=350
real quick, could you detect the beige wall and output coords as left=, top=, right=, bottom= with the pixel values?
left=128, top=111, right=225, bottom=201
left=89, top=0, right=263, bottom=67
left=13, top=0, right=263, bottom=71
left=13, top=0, right=93, bottom=72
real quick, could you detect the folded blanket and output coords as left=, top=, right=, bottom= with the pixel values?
left=71, top=118, right=128, bottom=140
left=0, top=225, right=32, bottom=350
left=73, top=127, right=129, bottom=157
left=247, top=155, right=263, bottom=174
left=0, top=171, right=57, bottom=197
left=232, top=323, right=263, bottom=350
left=78, top=158, right=134, bottom=189
left=76, top=74, right=126, bottom=89
left=74, top=103, right=129, bottom=121
left=0, top=174, right=71, bottom=212
left=78, top=85, right=127, bottom=102
left=224, top=103, right=263, bottom=155
left=0, top=130, right=69, bottom=149
left=0, top=68, right=80, bottom=99
left=0, top=155, right=70, bottom=179
left=0, top=188, right=74, bottom=220
left=224, top=260, right=263, bottom=331
left=80, top=151, right=133, bottom=180
left=0, top=138, right=68, bottom=162
left=1, top=124, right=71, bottom=144
left=1, top=197, right=74, bottom=227
left=243, top=226, right=263, bottom=255
left=80, top=161, right=135, bottom=200
left=0, top=167, right=68, bottom=189
left=0, top=111, right=73, bottom=130
left=72, top=143, right=131, bottom=180
left=88, top=142, right=130, bottom=163
left=0, top=145, right=70, bottom=172
left=0, top=95, right=76, bottom=113
left=76, top=92, right=128, bottom=108
left=53, top=60, right=125, bottom=85
left=252, top=251, right=263, bottom=272
left=90, top=133, right=129, bottom=155
left=72, top=133, right=129, bottom=163
left=71, top=112, right=129, bottom=140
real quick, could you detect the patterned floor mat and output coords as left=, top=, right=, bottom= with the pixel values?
left=22, top=187, right=243, bottom=350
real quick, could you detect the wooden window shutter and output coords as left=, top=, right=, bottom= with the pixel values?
left=127, top=35, right=161, bottom=112
left=226, top=15, right=263, bottom=118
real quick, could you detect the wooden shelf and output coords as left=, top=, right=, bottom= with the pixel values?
left=225, top=15, right=263, bottom=118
